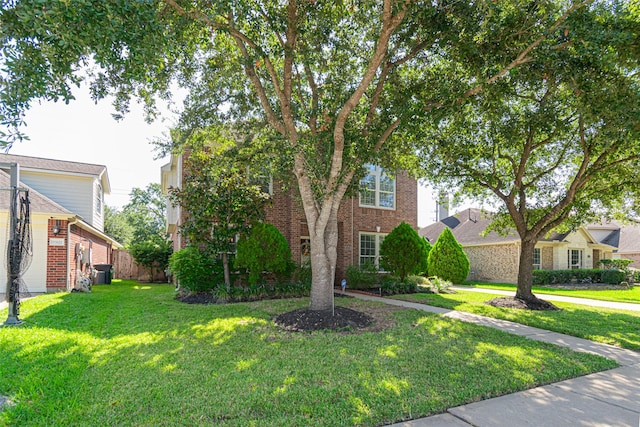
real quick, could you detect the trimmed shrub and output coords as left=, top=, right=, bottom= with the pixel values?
left=427, top=227, right=470, bottom=284
left=532, top=269, right=605, bottom=286
left=602, top=269, right=626, bottom=285
left=236, top=222, right=293, bottom=285
left=168, top=246, right=222, bottom=292
left=345, top=263, right=381, bottom=290
left=380, top=222, right=429, bottom=281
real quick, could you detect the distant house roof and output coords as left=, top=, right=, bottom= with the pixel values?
left=586, top=220, right=640, bottom=254
left=420, top=208, right=519, bottom=246
left=421, top=210, right=640, bottom=254
left=0, top=153, right=111, bottom=193
left=0, top=169, right=72, bottom=216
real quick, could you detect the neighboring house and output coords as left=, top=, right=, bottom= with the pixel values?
left=0, top=154, right=121, bottom=294
left=420, top=208, right=623, bottom=284
left=161, top=154, right=418, bottom=281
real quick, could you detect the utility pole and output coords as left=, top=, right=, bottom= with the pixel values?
left=3, top=162, right=23, bottom=325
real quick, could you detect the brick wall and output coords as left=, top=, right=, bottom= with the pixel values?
left=46, top=219, right=68, bottom=292
left=266, top=171, right=418, bottom=281
left=68, top=224, right=112, bottom=290
left=174, top=151, right=418, bottom=283
left=464, top=243, right=520, bottom=284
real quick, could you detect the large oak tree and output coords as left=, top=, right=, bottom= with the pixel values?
left=418, top=1, right=640, bottom=303
left=1, top=0, right=609, bottom=311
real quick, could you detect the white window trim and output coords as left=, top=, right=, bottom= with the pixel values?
left=359, top=165, right=396, bottom=210
left=95, top=182, right=103, bottom=216
left=567, top=248, right=583, bottom=269
left=533, top=247, right=541, bottom=270
left=359, top=232, right=387, bottom=270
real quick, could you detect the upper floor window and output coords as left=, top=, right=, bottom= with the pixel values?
left=359, top=164, right=395, bottom=209
left=95, top=182, right=103, bottom=216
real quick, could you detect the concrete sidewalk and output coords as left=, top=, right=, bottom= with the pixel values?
left=451, top=285, right=640, bottom=312
left=347, top=292, right=640, bottom=427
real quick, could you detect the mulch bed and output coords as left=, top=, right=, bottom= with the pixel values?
left=275, top=306, right=373, bottom=332
left=486, top=296, right=561, bottom=311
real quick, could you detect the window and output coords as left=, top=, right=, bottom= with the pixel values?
left=533, top=248, right=541, bottom=270
left=359, top=165, right=395, bottom=209
left=359, top=233, right=386, bottom=269
left=95, top=183, right=103, bottom=216
left=567, top=249, right=582, bottom=269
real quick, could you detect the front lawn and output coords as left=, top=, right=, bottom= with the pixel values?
left=462, top=282, right=640, bottom=304
left=394, top=290, right=640, bottom=351
left=0, top=281, right=616, bottom=426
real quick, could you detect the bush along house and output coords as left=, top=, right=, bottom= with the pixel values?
left=161, top=154, right=418, bottom=283
left=0, top=154, right=121, bottom=294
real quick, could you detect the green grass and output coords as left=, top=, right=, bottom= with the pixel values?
left=0, top=281, right=616, bottom=426
left=462, top=282, right=640, bottom=304
left=394, top=290, right=640, bottom=351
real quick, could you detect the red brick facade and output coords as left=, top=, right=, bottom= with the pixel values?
left=45, top=219, right=114, bottom=292
left=46, top=219, right=69, bottom=292
left=265, top=171, right=418, bottom=280
left=170, top=159, right=418, bottom=282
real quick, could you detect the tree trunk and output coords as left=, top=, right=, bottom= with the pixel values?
left=515, top=237, right=537, bottom=301
left=307, top=208, right=339, bottom=311
left=222, top=252, right=231, bottom=290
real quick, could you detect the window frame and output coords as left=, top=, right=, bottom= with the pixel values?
left=359, top=165, right=396, bottom=210
left=359, top=232, right=387, bottom=270
left=533, top=247, right=541, bottom=270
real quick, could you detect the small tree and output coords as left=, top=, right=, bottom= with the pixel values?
left=428, top=227, right=469, bottom=284
left=380, top=222, right=429, bottom=281
left=169, top=142, right=269, bottom=289
left=129, top=240, right=173, bottom=282
left=236, top=222, right=292, bottom=286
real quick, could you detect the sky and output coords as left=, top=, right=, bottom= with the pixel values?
left=5, top=87, right=174, bottom=209
left=4, top=85, right=444, bottom=227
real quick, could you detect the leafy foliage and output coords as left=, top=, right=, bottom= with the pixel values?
left=236, top=222, right=293, bottom=286
left=169, top=142, right=269, bottom=287
left=418, top=1, right=640, bottom=297
left=168, top=246, right=222, bottom=293
left=380, top=222, right=429, bottom=281
left=129, top=240, right=173, bottom=281
left=103, top=205, right=134, bottom=247
left=122, top=184, right=167, bottom=244
left=428, top=228, right=470, bottom=284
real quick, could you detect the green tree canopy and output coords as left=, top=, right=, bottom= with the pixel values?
left=418, top=0, right=640, bottom=301
left=123, top=183, right=167, bottom=245
left=103, top=205, right=134, bottom=247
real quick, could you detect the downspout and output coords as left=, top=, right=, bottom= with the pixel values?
left=66, top=216, right=79, bottom=292
left=351, top=197, right=355, bottom=266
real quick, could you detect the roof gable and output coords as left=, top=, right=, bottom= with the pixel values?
left=0, top=170, right=72, bottom=215
left=0, top=153, right=110, bottom=193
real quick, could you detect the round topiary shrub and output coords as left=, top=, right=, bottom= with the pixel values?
left=380, top=221, right=430, bottom=281
left=428, top=227, right=470, bottom=284
left=236, top=222, right=292, bottom=285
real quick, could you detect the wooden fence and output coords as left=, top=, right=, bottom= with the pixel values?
left=112, top=249, right=169, bottom=283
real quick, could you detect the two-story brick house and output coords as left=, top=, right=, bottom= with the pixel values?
left=161, top=155, right=418, bottom=282
left=1, top=154, right=121, bottom=294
